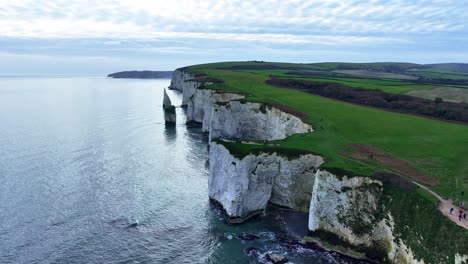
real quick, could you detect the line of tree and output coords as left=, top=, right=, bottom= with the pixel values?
left=266, top=77, right=468, bottom=124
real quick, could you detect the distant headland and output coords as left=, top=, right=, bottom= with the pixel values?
left=107, top=71, right=173, bottom=79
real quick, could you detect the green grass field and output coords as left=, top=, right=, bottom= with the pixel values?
left=186, top=62, right=468, bottom=203
left=407, top=68, right=468, bottom=80
left=228, top=68, right=456, bottom=95
left=245, top=69, right=434, bottom=93
left=285, top=76, right=433, bottom=94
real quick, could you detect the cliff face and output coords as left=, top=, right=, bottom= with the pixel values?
left=168, top=70, right=200, bottom=105
left=307, top=170, right=468, bottom=263
left=169, top=69, right=312, bottom=140
left=170, top=69, right=317, bottom=220
left=308, top=170, right=421, bottom=263
left=210, top=101, right=312, bottom=141
left=187, top=89, right=244, bottom=132
left=209, top=141, right=323, bottom=222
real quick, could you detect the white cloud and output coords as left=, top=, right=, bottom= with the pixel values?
left=0, top=0, right=467, bottom=74
left=0, top=0, right=465, bottom=43
left=0, top=17, right=406, bottom=46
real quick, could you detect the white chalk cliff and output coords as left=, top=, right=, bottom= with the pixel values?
left=308, top=170, right=423, bottom=263
left=169, top=69, right=467, bottom=264
left=209, top=141, right=323, bottom=222
left=169, top=69, right=312, bottom=139
left=169, top=70, right=200, bottom=106
left=187, top=88, right=244, bottom=132
left=210, top=100, right=312, bottom=141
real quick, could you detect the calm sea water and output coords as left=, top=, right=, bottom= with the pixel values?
left=0, top=77, right=351, bottom=264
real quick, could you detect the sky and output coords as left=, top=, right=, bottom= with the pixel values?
left=0, top=0, right=467, bottom=74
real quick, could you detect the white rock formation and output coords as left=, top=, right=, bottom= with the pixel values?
left=209, top=141, right=323, bottom=222
left=210, top=100, right=312, bottom=141
left=169, top=69, right=312, bottom=139
left=186, top=89, right=244, bottom=132
left=163, top=89, right=176, bottom=125
left=163, top=89, right=172, bottom=107
left=169, top=69, right=201, bottom=105
left=308, top=170, right=426, bottom=264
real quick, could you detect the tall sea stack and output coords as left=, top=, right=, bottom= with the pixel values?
left=163, top=89, right=176, bottom=125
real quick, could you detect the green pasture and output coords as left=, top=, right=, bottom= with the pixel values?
left=187, top=63, right=468, bottom=202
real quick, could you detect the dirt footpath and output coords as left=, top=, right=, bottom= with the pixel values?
left=412, top=181, right=468, bottom=230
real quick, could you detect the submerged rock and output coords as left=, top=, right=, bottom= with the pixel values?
left=125, top=220, right=139, bottom=229
left=266, top=253, right=288, bottom=264
left=238, top=233, right=260, bottom=241
left=244, top=246, right=259, bottom=256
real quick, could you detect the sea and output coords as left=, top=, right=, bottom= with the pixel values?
left=0, top=76, right=360, bottom=263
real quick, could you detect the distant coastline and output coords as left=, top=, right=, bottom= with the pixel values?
left=107, top=71, right=173, bottom=79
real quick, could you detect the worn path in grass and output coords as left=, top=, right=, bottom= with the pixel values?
left=413, top=181, right=468, bottom=230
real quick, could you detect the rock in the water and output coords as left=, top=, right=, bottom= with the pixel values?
left=244, top=246, right=259, bottom=256
left=163, top=89, right=176, bottom=125
left=164, top=106, right=176, bottom=125
left=238, top=233, right=260, bottom=241
left=125, top=221, right=139, bottom=229
left=266, top=253, right=288, bottom=264
left=163, top=89, right=172, bottom=108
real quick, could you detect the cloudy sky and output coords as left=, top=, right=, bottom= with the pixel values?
left=0, top=0, right=467, bottom=74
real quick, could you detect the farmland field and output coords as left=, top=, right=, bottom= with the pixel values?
left=407, top=86, right=468, bottom=103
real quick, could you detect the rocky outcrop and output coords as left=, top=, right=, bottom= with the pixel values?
left=169, top=69, right=312, bottom=139
left=168, top=70, right=200, bottom=106
left=209, top=141, right=323, bottom=222
left=185, top=88, right=313, bottom=140
left=210, top=101, right=312, bottom=141
left=308, top=170, right=422, bottom=264
left=163, top=89, right=176, bottom=125
left=163, top=89, right=172, bottom=107
left=186, top=89, right=244, bottom=132
left=266, top=253, right=288, bottom=264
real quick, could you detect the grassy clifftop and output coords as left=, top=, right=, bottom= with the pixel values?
left=183, top=61, right=468, bottom=203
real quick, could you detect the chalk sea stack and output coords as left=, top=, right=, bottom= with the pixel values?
left=163, top=89, right=176, bottom=125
